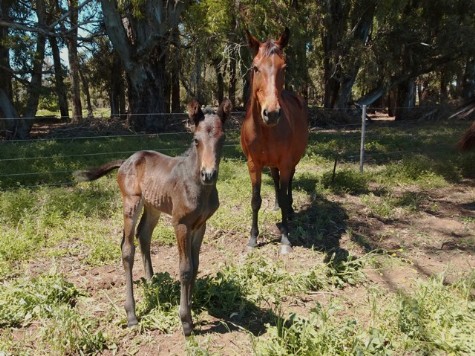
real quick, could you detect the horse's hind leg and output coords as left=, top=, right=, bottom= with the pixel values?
left=121, top=195, right=143, bottom=327
left=288, top=168, right=296, bottom=216
left=136, top=206, right=160, bottom=281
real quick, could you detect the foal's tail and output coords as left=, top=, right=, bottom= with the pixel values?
left=74, top=160, right=125, bottom=182
left=457, top=121, right=475, bottom=152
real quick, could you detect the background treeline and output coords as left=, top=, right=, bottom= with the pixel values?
left=1, top=0, right=475, bottom=138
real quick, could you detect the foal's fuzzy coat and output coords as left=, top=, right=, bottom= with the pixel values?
left=76, top=99, right=231, bottom=336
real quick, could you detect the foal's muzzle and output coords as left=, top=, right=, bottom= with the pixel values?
left=200, top=168, right=218, bottom=185
left=262, top=108, right=281, bottom=126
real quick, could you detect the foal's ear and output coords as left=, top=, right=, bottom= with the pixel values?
left=276, top=27, right=290, bottom=49
left=217, top=98, right=232, bottom=123
left=245, top=29, right=260, bottom=56
left=187, top=99, right=204, bottom=126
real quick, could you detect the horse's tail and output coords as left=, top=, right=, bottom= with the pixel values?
left=457, top=121, right=475, bottom=152
left=74, top=160, right=125, bottom=182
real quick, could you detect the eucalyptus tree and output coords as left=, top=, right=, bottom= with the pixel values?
left=355, top=0, right=475, bottom=119
left=100, top=0, right=191, bottom=131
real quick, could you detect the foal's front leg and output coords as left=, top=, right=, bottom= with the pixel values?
left=175, top=223, right=194, bottom=336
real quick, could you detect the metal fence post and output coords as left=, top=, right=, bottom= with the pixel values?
left=359, top=105, right=367, bottom=173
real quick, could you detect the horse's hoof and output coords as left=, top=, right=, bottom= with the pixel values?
left=280, top=244, right=293, bottom=255
left=182, top=322, right=193, bottom=337
left=246, top=245, right=256, bottom=253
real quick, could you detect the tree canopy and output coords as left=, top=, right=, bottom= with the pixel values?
left=1, top=0, right=475, bottom=137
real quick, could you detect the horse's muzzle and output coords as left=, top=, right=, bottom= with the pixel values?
left=200, top=168, right=218, bottom=185
left=262, top=108, right=281, bottom=126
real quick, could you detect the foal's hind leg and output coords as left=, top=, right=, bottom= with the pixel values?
left=136, top=206, right=160, bottom=280
left=121, top=195, right=143, bottom=327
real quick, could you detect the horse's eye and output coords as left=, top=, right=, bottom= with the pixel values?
left=253, top=65, right=259, bottom=73
left=193, top=138, right=199, bottom=146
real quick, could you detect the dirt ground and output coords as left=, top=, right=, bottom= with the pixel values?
left=16, top=118, right=475, bottom=354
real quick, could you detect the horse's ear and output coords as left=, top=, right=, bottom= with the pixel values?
left=276, top=27, right=290, bottom=49
left=187, top=99, right=204, bottom=126
left=245, top=29, right=260, bottom=56
left=217, top=98, right=232, bottom=123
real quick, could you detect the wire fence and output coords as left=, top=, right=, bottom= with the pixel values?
left=0, top=105, right=466, bottom=190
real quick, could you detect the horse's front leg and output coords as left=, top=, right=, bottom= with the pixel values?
left=270, top=167, right=280, bottom=211
left=278, top=171, right=293, bottom=254
left=247, top=163, right=262, bottom=249
left=175, top=223, right=194, bottom=336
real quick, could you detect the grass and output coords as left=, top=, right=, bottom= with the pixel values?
left=0, top=119, right=474, bottom=354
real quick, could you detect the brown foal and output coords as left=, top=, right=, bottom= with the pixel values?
left=75, top=99, right=231, bottom=336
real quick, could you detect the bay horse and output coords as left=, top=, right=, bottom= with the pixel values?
left=75, top=99, right=231, bottom=336
left=241, top=28, right=309, bottom=254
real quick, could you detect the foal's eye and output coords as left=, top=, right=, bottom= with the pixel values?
left=252, top=65, right=259, bottom=73
left=193, top=138, right=199, bottom=146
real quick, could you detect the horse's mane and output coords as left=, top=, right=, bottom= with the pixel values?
left=262, top=40, right=284, bottom=58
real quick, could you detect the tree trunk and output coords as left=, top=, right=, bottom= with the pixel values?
left=110, top=53, right=125, bottom=118
left=79, top=66, right=93, bottom=118
left=322, top=0, right=347, bottom=108
left=170, top=26, right=180, bottom=112
left=0, top=0, right=17, bottom=137
left=126, top=45, right=168, bottom=131
left=462, top=58, right=475, bottom=100
left=335, top=3, right=375, bottom=109
left=49, top=36, right=69, bottom=120
left=19, top=0, right=48, bottom=139
left=67, top=0, right=82, bottom=122
left=213, top=59, right=224, bottom=104
left=395, top=80, right=416, bottom=120
left=228, top=54, right=237, bottom=107
left=100, top=0, right=189, bottom=131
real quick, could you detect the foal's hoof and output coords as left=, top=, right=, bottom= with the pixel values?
left=280, top=244, right=293, bottom=255
left=127, top=318, right=138, bottom=327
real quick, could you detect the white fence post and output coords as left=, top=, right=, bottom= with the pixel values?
left=359, top=105, right=367, bottom=173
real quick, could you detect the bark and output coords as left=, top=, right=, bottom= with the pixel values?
left=335, top=2, right=375, bottom=109
left=49, top=36, right=69, bottom=119
left=110, top=53, right=125, bottom=118
left=170, top=27, right=180, bottom=112
left=79, top=66, right=93, bottom=118
left=322, top=0, right=347, bottom=108
left=17, top=0, right=48, bottom=139
left=0, top=0, right=17, bottom=136
left=395, top=80, right=416, bottom=120
left=67, top=0, right=82, bottom=122
left=100, top=0, right=189, bottom=131
left=213, top=59, right=224, bottom=104
left=462, top=58, right=475, bottom=101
